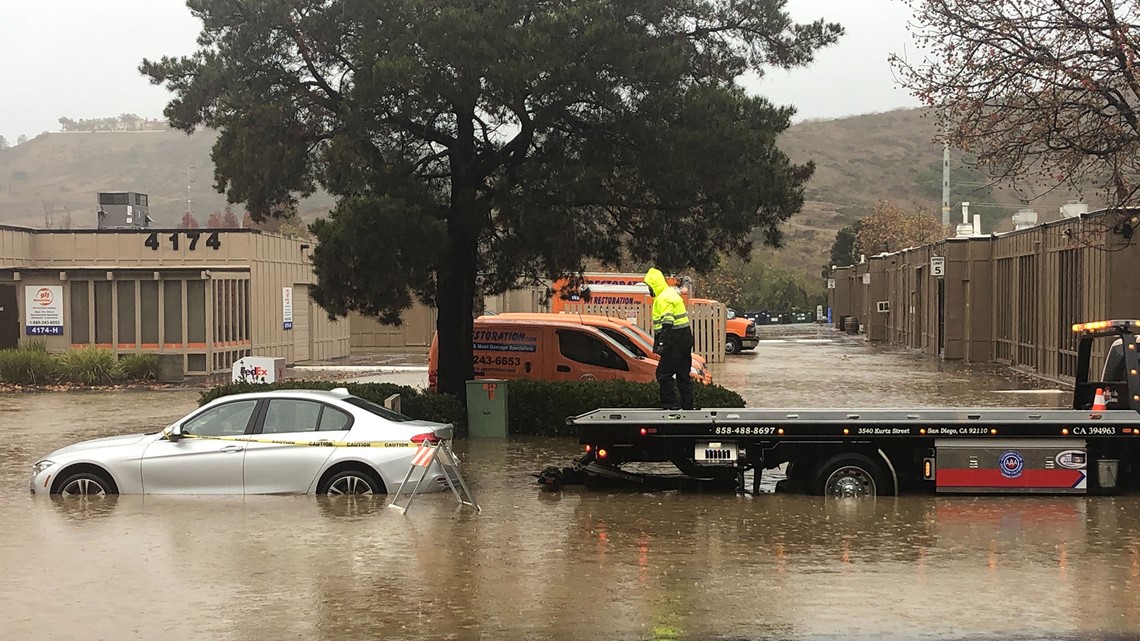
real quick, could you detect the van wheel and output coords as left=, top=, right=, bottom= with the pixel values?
left=811, top=453, right=890, bottom=498
left=725, top=337, right=742, bottom=355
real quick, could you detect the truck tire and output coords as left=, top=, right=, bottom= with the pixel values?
left=811, top=453, right=890, bottom=498
left=725, top=336, right=742, bottom=355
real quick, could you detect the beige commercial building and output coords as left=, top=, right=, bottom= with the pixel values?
left=828, top=208, right=1140, bottom=383
left=0, top=225, right=350, bottom=375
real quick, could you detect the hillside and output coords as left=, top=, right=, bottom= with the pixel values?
left=0, top=110, right=1097, bottom=279
left=0, top=129, right=336, bottom=228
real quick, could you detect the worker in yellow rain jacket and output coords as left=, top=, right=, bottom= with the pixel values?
left=644, top=268, right=694, bottom=410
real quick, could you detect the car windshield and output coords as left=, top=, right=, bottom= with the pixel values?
left=343, top=396, right=412, bottom=422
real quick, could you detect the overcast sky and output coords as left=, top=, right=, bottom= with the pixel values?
left=0, top=0, right=921, bottom=143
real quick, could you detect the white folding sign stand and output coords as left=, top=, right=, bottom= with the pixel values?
left=389, top=440, right=481, bottom=514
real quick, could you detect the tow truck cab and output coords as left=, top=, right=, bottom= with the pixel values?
left=567, top=319, right=1140, bottom=497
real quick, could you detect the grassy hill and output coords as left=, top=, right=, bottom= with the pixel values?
left=0, top=110, right=1097, bottom=280
left=0, top=129, right=336, bottom=228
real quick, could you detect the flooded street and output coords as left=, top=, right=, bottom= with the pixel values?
left=3, top=335, right=1139, bottom=641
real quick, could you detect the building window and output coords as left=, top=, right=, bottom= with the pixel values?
left=186, top=280, right=206, bottom=345
left=70, top=281, right=89, bottom=344
left=117, top=280, right=136, bottom=346
left=163, top=280, right=183, bottom=345
left=140, top=281, right=159, bottom=345
left=94, top=281, right=113, bottom=345
left=242, top=280, right=250, bottom=341
left=187, top=353, right=207, bottom=373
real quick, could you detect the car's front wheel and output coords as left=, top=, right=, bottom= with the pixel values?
left=57, top=471, right=117, bottom=497
left=725, top=336, right=742, bottom=355
left=318, top=469, right=384, bottom=496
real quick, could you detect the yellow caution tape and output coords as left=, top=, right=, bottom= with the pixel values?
left=164, top=430, right=418, bottom=448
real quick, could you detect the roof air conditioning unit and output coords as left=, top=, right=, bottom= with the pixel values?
left=1012, top=207, right=1038, bottom=230
left=1060, top=201, right=1088, bottom=219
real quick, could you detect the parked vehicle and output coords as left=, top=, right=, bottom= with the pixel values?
left=554, top=275, right=757, bottom=356
left=547, top=319, right=1140, bottom=498
left=428, top=316, right=675, bottom=389
left=689, top=298, right=758, bottom=354
left=484, top=312, right=712, bottom=384
left=30, top=389, right=453, bottom=496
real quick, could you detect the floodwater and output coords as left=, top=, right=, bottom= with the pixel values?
left=3, top=335, right=1138, bottom=641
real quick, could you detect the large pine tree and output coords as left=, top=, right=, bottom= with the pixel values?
left=143, top=0, right=842, bottom=397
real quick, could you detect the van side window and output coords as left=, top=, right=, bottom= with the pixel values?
left=557, top=330, right=630, bottom=370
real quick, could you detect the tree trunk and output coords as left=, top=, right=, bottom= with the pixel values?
left=435, top=111, right=481, bottom=400
left=435, top=214, right=479, bottom=400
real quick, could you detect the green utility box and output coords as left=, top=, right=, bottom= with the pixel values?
left=466, top=379, right=509, bottom=438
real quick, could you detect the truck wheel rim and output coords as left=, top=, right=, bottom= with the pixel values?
left=61, top=478, right=106, bottom=497
left=825, top=467, right=876, bottom=497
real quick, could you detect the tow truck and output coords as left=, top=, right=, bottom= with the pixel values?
left=539, top=320, right=1140, bottom=496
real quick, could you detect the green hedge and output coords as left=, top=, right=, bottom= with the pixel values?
left=504, top=379, right=745, bottom=437
left=0, top=344, right=160, bottom=385
left=199, top=378, right=745, bottom=438
left=0, top=341, right=57, bottom=385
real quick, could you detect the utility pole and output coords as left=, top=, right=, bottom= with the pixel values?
left=941, top=114, right=951, bottom=228
left=186, top=165, right=196, bottom=218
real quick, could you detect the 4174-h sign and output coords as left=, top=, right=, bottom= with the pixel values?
left=930, top=256, right=946, bottom=278
left=25, top=286, right=64, bottom=335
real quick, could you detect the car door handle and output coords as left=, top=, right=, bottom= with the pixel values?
left=557, top=365, right=571, bottom=372
left=219, top=444, right=244, bottom=453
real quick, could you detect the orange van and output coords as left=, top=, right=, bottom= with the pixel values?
left=428, top=316, right=663, bottom=390
left=488, top=312, right=712, bottom=384
left=688, top=298, right=759, bottom=355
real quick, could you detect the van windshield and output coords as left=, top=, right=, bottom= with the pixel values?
left=621, top=326, right=654, bottom=351
left=600, top=328, right=647, bottom=358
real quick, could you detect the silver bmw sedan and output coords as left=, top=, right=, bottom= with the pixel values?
left=30, top=388, right=454, bottom=496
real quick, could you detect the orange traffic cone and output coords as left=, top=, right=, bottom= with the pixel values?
left=1091, top=387, right=1107, bottom=414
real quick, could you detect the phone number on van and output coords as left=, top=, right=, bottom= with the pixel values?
left=474, top=355, right=522, bottom=366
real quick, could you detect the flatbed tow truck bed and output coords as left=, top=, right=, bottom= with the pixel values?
left=538, top=320, right=1140, bottom=497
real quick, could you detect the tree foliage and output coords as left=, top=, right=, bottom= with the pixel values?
left=142, top=0, right=842, bottom=396
left=221, top=205, right=240, bottom=228
left=694, top=254, right=825, bottom=312
left=178, top=212, right=200, bottom=229
left=892, top=1, right=1140, bottom=205
left=855, top=200, right=945, bottom=256
left=57, top=114, right=166, bottom=133
left=825, top=221, right=861, bottom=273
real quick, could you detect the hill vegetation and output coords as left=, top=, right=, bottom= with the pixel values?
left=0, top=108, right=1097, bottom=304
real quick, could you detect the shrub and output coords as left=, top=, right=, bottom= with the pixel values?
left=118, top=353, right=160, bottom=381
left=199, top=378, right=744, bottom=438
left=0, top=344, right=59, bottom=384
left=505, top=379, right=745, bottom=437
left=20, top=338, right=48, bottom=353
left=57, top=347, right=121, bottom=385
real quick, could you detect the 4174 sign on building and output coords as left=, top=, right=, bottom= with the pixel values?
left=25, top=286, right=64, bottom=335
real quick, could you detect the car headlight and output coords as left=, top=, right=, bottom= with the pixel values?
left=32, top=460, right=55, bottom=474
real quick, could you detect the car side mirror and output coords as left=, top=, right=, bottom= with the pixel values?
left=166, top=424, right=184, bottom=441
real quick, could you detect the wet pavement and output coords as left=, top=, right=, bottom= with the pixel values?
left=3, top=334, right=1138, bottom=641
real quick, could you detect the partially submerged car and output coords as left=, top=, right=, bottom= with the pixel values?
left=30, top=388, right=453, bottom=496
